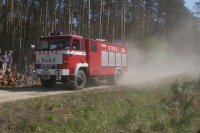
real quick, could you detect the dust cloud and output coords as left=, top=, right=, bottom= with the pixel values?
left=120, top=11, right=200, bottom=85
left=121, top=44, right=199, bottom=85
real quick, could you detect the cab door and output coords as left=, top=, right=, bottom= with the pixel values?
left=68, top=38, right=86, bottom=74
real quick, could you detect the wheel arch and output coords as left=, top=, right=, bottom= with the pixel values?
left=74, top=63, right=88, bottom=76
left=115, top=68, right=122, bottom=75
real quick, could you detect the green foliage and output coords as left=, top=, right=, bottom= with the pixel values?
left=170, top=79, right=180, bottom=95
left=160, top=79, right=200, bottom=132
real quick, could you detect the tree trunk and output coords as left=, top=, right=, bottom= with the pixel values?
left=106, top=0, right=111, bottom=41
left=120, top=1, right=124, bottom=42
left=44, top=1, right=48, bottom=35
left=22, top=3, right=28, bottom=53
left=39, top=0, right=44, bottom=35
left=67, top=0, right=71, bottom=34
left=58, top=0, right=61, bottom=31
left=98, top=0, right=102, bottom=39
left=88, top=0, right=90, bottom=38
left=112, top=1, right=117, bottom=43
left=19, top=0, right=23, bottom=72
left=71, top=0, right=74, bottom=34
left=28, top=0, right=33, bottom=42
left=123, top=1, right=126, bottom=43
left=10, top=0, right=14, bottom=49
left=81, top=0, right=85, bottom=36
left=50, top=0, right=56, bottom=32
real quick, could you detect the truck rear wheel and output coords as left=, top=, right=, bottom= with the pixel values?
left=107, top=70, right=122, bottom=85
left=41, top=76, right=56, bottom=88
left=73, top=70, right=86, bottom=90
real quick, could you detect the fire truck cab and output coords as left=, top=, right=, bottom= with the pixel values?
left=34, top=32, right=128, bottom=90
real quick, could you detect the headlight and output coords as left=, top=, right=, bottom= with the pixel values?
left=33, top=69, right=36, bottom=73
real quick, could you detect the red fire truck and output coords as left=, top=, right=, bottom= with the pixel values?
left=33, top=32, right=128, bottom=90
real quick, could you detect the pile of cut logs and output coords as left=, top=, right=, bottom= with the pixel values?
left=0, top=68, right=19, bottom=86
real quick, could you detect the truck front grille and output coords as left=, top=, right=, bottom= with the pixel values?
left=40, top=64, right=57, bottom=69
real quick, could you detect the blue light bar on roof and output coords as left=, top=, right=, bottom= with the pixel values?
left=50, top=30, right=62, bottom=35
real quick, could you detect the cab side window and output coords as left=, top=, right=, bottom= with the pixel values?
left=91, top=42, right=97, bottom=52
left=72, top=39, right=80, bottom=50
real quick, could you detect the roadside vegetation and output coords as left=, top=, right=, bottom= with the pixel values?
left=0, top=77, right=200, bottom=133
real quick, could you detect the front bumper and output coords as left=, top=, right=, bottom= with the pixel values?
left=35, top=69, right=70, bottom=80
left=35, top=69, right=69, bottom=76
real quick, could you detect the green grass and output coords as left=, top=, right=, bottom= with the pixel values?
left=0, top=80, right=200, bottom=133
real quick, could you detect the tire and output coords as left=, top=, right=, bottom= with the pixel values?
left=41, top=76, right=56, bottom=88
left=107, top=70, right=122, bottom=85
left=73, top=70, right=86, bottom=90
left=15, top=79, right=23, bottom=87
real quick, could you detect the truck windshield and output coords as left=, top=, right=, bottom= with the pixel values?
left=37, top=37, right=71, bottom=50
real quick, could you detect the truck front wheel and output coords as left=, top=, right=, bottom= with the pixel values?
left=41, top=76, right=56, bottom=88
left=73, top=70, right=86, bottom=90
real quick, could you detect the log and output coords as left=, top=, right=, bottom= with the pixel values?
left=0, top=68, right=40, bottom=86
left=3, top=79, right=8, bottom=85
left=7, top=72, right=13, bottom=78
left=6, top=68, right=12, bottom=73
left=3, top=75, right=8, bottom=79
left=5, top=68, right=12, bottom=75
left=7, top=77, right=15, bottom=83
left=9, top=83, right=15, bottom=86
left=15, top=73, right=20, bottom=78
left=0, top=79, right=2, bottom=85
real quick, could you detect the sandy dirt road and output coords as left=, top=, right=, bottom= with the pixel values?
left=0, top=84, right=109, bottom=103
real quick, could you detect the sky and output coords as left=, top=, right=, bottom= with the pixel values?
left=185, top=0, right=198, bottom=11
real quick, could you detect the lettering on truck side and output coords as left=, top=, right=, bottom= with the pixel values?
left=108, top=46, right=119, bottom=52
left=101, top=43, right=107, bottom=48
left=121, top=48, right=126, bottom=53
left=108, top=47, right=126, bottom=53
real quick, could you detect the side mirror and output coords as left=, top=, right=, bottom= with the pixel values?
left=64, top=47, right=69, bottom=50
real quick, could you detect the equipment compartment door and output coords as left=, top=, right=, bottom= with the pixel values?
left=88, top=41, right=101, bottom=75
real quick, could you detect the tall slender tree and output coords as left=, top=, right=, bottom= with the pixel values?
left=98, top=0, right=102, bottom=39
left=88, top=0, right=90, bottom=38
